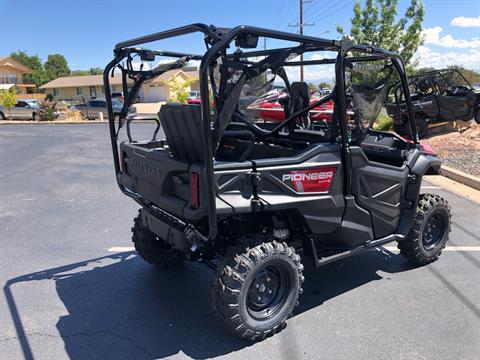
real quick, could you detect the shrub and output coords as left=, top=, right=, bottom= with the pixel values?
left=64, top=109, right=84, bottom=121
left=0, top=87, right=17, bottom=119
left=39, top=99, right=57, bottom=121
left=166, top=76, right=196, bottom=103
left=373, top=115, right=394, bottom=132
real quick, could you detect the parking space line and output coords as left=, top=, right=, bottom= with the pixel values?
left=108, top=246, right=135, bottom=252
left=420, top=186, right=442, bottom=189
left=108, top=246, right=480, bottom=253
left=383, top=246, right=480, bottom=252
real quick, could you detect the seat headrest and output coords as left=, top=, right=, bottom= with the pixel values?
left=290, top=82, right=310, bottom=110
left=159, top=103, right=204, bottom=163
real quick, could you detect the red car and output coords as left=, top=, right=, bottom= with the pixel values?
left=247, top=91, right=336, bottom=123
left=187, top=91, right=201, bottom=105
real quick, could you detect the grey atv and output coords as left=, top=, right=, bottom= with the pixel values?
left=104, top=24, right=452, bottom=341
left=387, top=68, right=480, bottom=138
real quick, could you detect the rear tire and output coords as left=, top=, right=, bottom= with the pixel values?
left=131, top=211, right=181, bottom=269
left=397, top=193, right=451, bottom=265
left=474, top=108, right=480, bottom=124
left=0, top=112, right=5, bottom=120
left=210, top=241, right=304, bottom=341
left=416, top=115, right=428, bottom=139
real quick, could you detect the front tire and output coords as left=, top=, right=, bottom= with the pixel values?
left=131, top=212, right=181, bottom=269
left=210, top=241, right=304, bottom=341
left=474, top=108, right=480, bottom=124
left=398, top=193, right=451, bottom=265
left=416, top=115, right=428, bottom=139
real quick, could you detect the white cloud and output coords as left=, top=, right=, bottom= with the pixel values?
left=423, top=26, right=480, bottom=48
left=412, top=45, right=480, bottom=70
left=283, top=53, right=336, bottom=83
left=451, top=15, right=480, bottom=28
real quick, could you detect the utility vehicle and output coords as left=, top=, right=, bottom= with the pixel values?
left=387, top=68, right=480, bottom=138
left=104, top=24, right=452, bottom=341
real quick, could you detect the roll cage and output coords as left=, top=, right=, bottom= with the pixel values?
left=393, top=68, right=474, bottom=101
left=104, top=23, right=417, bottom=239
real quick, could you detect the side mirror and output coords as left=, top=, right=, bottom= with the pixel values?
left=235, top=34, right=259, bottom=49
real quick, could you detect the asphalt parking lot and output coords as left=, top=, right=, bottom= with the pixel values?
left=1, top=124, right=479, bottom=360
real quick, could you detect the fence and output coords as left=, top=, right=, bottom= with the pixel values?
left=15, top=93, right=46, bottom=100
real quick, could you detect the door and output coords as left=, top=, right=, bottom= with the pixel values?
left=350, top=147, right=409, bottom=238
left=437, top=95, right=469, bottom=120
left=144, top=85, right=167, bottom=102
left=11, top=101, right=31, bottom=119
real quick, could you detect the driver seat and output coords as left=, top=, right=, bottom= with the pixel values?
left=290, top=82, right=310, bottom=114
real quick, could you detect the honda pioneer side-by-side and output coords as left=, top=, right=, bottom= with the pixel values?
left=104, top=24, right=452, bottom=341
left=387, top=68, right=480, bottom=138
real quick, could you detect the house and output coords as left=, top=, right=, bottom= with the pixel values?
left=0, top=56, right=36, bottom=94
left=40, top=67, right=199, bottom=103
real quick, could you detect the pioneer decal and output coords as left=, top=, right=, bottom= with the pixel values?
left=279, top=167, right=336, bottom=193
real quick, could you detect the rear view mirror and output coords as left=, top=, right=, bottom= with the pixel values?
left=140, top=51, right=156, bottom=62
left=235, top=34, right=259, bottom=49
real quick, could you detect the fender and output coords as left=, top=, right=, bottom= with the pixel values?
left=396, top=151, right=441, bottom=236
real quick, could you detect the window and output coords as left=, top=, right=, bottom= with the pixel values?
left=89, top=86, right=97, bottom=98
left=53, top=88, right=59, bottom=97
left=75, top=87, right=83, bottom=96
left=15, top=101, right=28, bottom=108
left=100, top=85, right=105, bottom=94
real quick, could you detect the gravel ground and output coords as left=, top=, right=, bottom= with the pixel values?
left=423, top=123, right=480, bottom=177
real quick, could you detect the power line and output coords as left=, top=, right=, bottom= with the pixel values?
left=272, top=0, right=287, bottom=28
left=288, top=0, right=315, bottom=81
left=305, top=0, right=355, bottom=25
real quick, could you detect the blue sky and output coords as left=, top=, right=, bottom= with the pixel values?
left=1, top=0, right=479, bottom=75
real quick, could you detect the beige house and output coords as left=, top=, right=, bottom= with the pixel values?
left=40, top=68, right=199, bottom=103
left=0, top=56, right=36, bottom=94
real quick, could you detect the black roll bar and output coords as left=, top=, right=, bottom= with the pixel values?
left=104, top=23, right=418, bottom=240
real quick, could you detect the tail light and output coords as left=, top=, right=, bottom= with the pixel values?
left=421, top=143, right=437, bottom=155
left=119, top=150, right=125, bottom=172
left=190, top=172, right=200, bottom=209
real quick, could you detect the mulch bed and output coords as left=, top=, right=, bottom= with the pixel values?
left=422, top=124, right=480, bottom=177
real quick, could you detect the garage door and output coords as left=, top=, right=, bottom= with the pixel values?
left=144, top=85, right=167, bottom=102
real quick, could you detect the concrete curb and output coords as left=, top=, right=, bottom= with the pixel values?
left=0, top=120, right=108, bottom=125
left=440, top=165, right=480, bottom=191
left=0, top=120, right=153, bottom=125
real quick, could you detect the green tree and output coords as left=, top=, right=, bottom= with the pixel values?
left=307, top=83, right=318, bottom=92
left=10, top=51, right=48, bottom=90
left=448, top=66, right=480, bottom=85
left=167, top=76, right=196, bottom=103
left=70, top=70, right=90, bottom=76
left=0, top=87, right=18, bottom=119
left=89, top=67, right=103, bottom=75
left=44, top=54, right=70, bottom=81
left=337, top=0, right=425, bottom=65
left=70, top=67, right=103, bottom=76
left=318, top=81, right=331, bottom=89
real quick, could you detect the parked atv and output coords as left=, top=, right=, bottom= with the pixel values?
left=387, top=68, right=480, bottom=138
left=104, top=24, right=452, bottom=341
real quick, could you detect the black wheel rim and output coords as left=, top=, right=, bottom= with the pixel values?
left=422, top=213, right=446, bottom=250
left=246, top=262, right=291, bottom=320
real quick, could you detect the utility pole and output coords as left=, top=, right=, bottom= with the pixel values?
left=288, top=0, right=314, bottom=81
